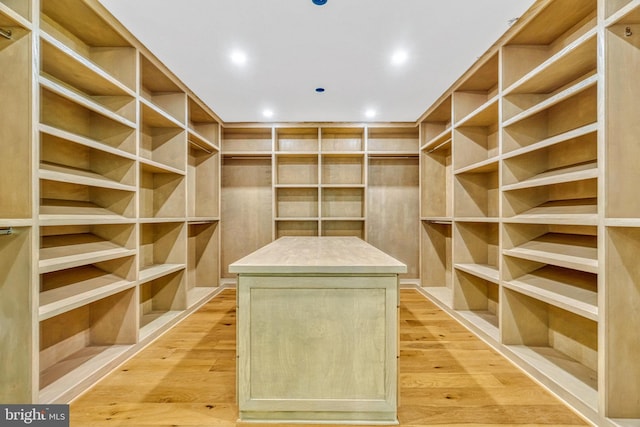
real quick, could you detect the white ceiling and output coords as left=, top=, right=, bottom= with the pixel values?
left=98, top=0, right=537, bottom=123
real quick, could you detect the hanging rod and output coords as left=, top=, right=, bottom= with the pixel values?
left=0, top=227, right=13, bottom=236
left=426, top=220, right=452, bottom=225
left=0, top=28, right=12, bottom=40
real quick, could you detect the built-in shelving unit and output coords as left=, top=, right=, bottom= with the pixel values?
left=417, top=0, right=640, bottom=424
left=0, top=0, right=222, bottom=404
left=221, top=124, right=419, bottom=279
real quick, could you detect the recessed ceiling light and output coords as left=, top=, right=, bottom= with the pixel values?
left=230, top=50, right=248, bottom=66
left=365, top=109, right=376, bottom=119
left=391, top=50, right=408, bottom=66
left=262, top=109, right=274, bottom=118
left=315, top=87, right=325, bottom=93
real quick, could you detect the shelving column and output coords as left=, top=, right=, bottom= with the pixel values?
left=419, top=96, right=453, bottom=305
left=220, top=127, right=273, bottom=279
left=0, top=0, right=35, bottom=403
left=450, top=52, right=501, bottom=337
left=499, top=0, right=600, bottom=421
left=320, top=126, right=366, bottom=238
left=274, top=127, right=320, bottom=237
left=138, top=53, right=188, bottom=341
left=602, top=0, right=640, bottom=421
left=367, top=126, right=420, bottom=280
left=38, top=0, right=139, bottom=403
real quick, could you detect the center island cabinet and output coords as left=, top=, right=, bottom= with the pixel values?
left=229, top=236, right=406, bottom=424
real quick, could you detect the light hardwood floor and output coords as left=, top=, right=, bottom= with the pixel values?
left=71, top=289, right=587, bottom=426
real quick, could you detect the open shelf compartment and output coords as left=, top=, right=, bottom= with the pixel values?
left=420, top=220, right=452, bottom=307
left=187, top=97, right=219, bottom=146
left=420, top=141, right=452, bottom=218
left=188, top=142, right=219, bottom=219
left=276, top=127, right=318, bottom=152
left=321, top=187, right=364, bottom=218
left=502, top=223, right=598, bottom=274
left=39, top=223, right=136, bottom=274
left=321, top=153, right=364, bottom=185
left=139, top=270, right=187, bottom=341
left=187, top=221, right=219, bottom=307
left=140, top=54, right=186, bottom=123
left=39, top=288, right=136, bottom=402
left=320, top=127, right=364, bottom=152
left=139, top=222, right=186, bottom=284
left=501, top=287, right=598, bottom=411
left=367, top=126, right=419, bottom=154
left=222, top=127, right=272, bottom=154
left=321, top=219, right=364, bottom=238
left=139, top=163, right=186, bottom=220
left=40, top=0, right=136, bottom=91
left=276, top=187, right=319, bottom=219
left=275, top=220, right=319, bottom=238
left=275, top=153, right=318, bottom=185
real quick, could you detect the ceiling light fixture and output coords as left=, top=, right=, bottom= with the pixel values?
left=230, top=50, right=248, bottom=66
left=365, top=109, right=376, bottom=119
left=312, top=0, right=327, bottom=5
left=315, top=87, right=325, bottom=93
left=391, top=50, right=408, bottom=66
left=262, top=109, right=274, bottom=118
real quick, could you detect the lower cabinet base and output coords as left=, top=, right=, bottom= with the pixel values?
left=239, top=411, right=398, bottom=425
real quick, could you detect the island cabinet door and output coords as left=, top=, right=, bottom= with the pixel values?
left=237, top=274, right=399, bottom=424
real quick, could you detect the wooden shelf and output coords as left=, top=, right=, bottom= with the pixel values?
left=275, top=220, right=319, bottom=238
left=420, top=220, right=452, bottom=290
left=503, top=265, right=597, bottom=321
left=187, top=221, right=219, bottom=292
left=420, top=142, right=452, bottom=218
left=454, top=263, right=499, bottom=284
left=276, top=127, right=318, bottom=152
left=40, top=33, right=135, bottom=117
left=420, top=129, right=451, bottom=152
left=503, top=161, right=597, bottom=191
left=320, top=127, right=363, bottom=152
left=139, top=165, right=186, bottom=219
left=503, top=73, right=597, bottom=126
left=505, top=31, right=597, bottom=96
left=40, top=265, right=136, bottom=320
left=139, top=264, right=185, bottom=285
left=39, top=344, right=131, bottom=403
left=505, top=199, right=598, bottom=225
left=0, top=0, right=31, bottom=24
left=275, top=153, right=318, bottom=186
left=140, top=54, right=185, bottom=124
left=40, top=86, right=136, bottom=155
left=455, top=97, right=499, bottom=128
left=40, top=232, right=136, bottom=274
left=454, top=169, right=499, bottom=219
left=40, top=0, right=136, bottom=90
left=222, top=127, right=272, bottom=154
left=321, top=154, right=364, bottom=185
left=187, top=97, right=219, bottom=147
left=39, top=162, right=136, bottom=192
left=503, top=232, right=598, bottom=274
left=454, top=157, right=499, bottom=175
left=276, top=187, right=319, bottom=219
left=321, top=219, right=365, bottom=238
left=508, top=345, right=598, bottom=410
left=321, top=187, right=364, bottom=218
left=40, top=76, right=135, bottom=129
left=39, top=199, right=131, bottom=225
left=367, top=126, right=418, bottom=154
left=139, top=311, right=182, bottom=341
left=605, top=0, right=639, bottom=22
left=139, top=270, right=187, bottom=339
left=188, top=143, right=219, bottom=219
left=39, top=287, right=137, bottom=401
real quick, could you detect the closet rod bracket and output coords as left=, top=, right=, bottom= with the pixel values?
left=0, top=28, right=12, bottom=40
left=0, top=227, right=13, bottom=236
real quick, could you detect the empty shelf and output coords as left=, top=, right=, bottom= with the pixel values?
left=507, top=199, right=598, bottom=225
left=502, top=161, right=598, bottom=191
left=504, top=266, right=597, bottom=321
left=40, top=234, right=135, bottom=273
left=40, top=199, right=130, bottom=225
left=503, top=233, right=598, bottom=273
left=454, top=263, right=499, bottom=284
left=40, top=162, right=136, bottom=192
left=139, top=263, right=185, bottom=284
left=40, top=266, right=135, bottom=320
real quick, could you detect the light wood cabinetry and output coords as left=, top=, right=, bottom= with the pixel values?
left=0, top=0, right=221, bottom=404
left=417, top=0, right=639, bottom=424
left=221, top=124, right=419, bottom=281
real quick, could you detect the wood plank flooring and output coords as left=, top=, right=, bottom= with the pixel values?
left=71, top=289, right=587, bottom=426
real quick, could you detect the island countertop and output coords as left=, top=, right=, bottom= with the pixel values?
left=229, top=236, right=407, bottom=275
